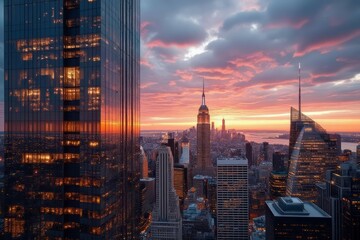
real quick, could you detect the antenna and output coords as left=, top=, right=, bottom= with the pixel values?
left=202, top=77, right=206, bottom=105
left=298, top=62, right=301, bottom=120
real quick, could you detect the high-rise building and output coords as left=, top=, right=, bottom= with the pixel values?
left=195, top=80, right=214, bottom=176
left=211, top=121, right=215, bottom=137
left=207, top=178, right=217, bottom=218
left=167, top=132, right=179, bottom=164
left=272, top=152, right=285, bottom=172
left=357, top=144, right=360, bottom=165
left=261, top=142, right=270, bottom=162
left=269, top=171, right=287, bottom=199
left=287, top=109, right=339, bottom=202
left=246, top=142, right=253, bottom=167
left=173, top=163, right=188, bottom=209
left=221, top=118, right=226, bottom=137
left=4, top=1, right=140, bottom=239
left=179, top=136, right=190, bottom=165
left=342, top=196, right=360, bottom=240
left=151, top=146, right=182, bottom=239
left=265, top=197, right=331, bottom=240
left=193, top=175, right=212, bottom=198
left=217, top=157, right=248, bottom=240
left=316, top=162, right=360, bottom=240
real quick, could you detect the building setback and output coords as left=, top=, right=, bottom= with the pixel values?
left=4, top=0, right=140, bottom=239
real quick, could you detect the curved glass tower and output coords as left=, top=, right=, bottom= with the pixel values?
left=287, top=109, right=339, bottom=202
left=4, top=0, right=140, bottom=239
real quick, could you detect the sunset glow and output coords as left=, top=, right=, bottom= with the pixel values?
left=140, top=0, right=360, bottom=132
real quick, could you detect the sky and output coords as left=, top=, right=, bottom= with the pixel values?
left=0, top=1, right=360, bottom=132
left=140, top=0, right=360, bottom=132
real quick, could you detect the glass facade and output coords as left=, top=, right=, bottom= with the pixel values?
left=287, top=109, right=339, bottom=203
left=4, top=0, right=140, bottom=239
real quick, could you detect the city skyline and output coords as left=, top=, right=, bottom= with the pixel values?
left=139, top=0, right=360, bottom=132
left=1, top=1, right=360, bottom=133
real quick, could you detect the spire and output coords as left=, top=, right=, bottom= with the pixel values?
left=298, top=62, right=301, bottom=120
left=202, top=78, right=206, bottom=105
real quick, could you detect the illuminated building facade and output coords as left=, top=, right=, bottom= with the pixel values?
left=316, top=162, right=360, bottom=240
left=269, top=171, right=287, bottom=199
left=357, top=144, right=360, bottom=165
left=195, top=81, right=214, bottom=177
left=4, top=0, right=140, bottom=239
left=151, top=146, right=182, bottom=239
left=217, top=157, right=248, bottom=240
left=265, top=197, right=331, bottom=240
left=287, top=109, right=339, bottom=202
left=173, top=163, right=188, bottom=209
left=206, top=178, right=217, bottom=218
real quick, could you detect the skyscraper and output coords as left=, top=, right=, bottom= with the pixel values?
left=179, top=136, right=190, bottom=165
left=221, top=118, right=226, bottom=137
left=151, top=145, right=182, bottom=239
left=265, top=197, right=331, bottom=240
left=286, top=109, right=339, bottom=202
left=269, top=171, right=287, bottom=199
left=173, top=163, right=188, bottom=209
left=195, top=80, right=214, bottom=176
left=245, top=142, right=253, bottom=167
left=357, top=144, right=360, bottom=165
left=316, top=162, right=360, bottom=240
left=272, top=152, right=285, bottom=172
left=4, top=1, right=140, bottom=239
left=217, top=157, right=248, bottom=239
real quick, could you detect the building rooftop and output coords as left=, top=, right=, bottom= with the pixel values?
left=266, top=197, right=330, bottom=218
left=193, top=174, right=212, bottom=180
left=217, top=156, right=248, bottom=166
left=140, top=177, right=155, bottom=182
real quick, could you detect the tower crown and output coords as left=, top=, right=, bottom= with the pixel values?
left=199, top=78, right=209, bottom=112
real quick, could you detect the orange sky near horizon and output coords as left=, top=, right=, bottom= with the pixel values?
left=140, top=1, right=360, bottom=132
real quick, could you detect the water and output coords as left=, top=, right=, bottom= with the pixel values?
left=244, top=131, right=358, bottom=152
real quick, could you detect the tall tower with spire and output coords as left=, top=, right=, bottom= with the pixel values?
left=298, top=62, right=302, bottom=120
left=289, top=63, right=304, bottom=159
left=195, top=79, right=214, bottom=177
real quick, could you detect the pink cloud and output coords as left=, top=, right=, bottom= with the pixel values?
left=175, top=70, right=193, bottom=81
left=294, top=29, right=360, bottom=57
left=194, top=67, right=235, bottom=75
left=147, top=39, right=197, bottom=49
left=140, top=58, right=154, bottom=68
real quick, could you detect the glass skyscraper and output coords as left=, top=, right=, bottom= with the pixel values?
left=3, top=0, right=140, bottom=239
left=287, top=108, right=339, bottom=203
